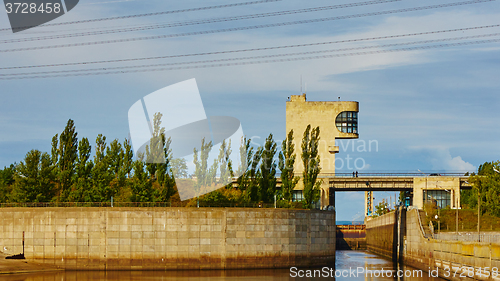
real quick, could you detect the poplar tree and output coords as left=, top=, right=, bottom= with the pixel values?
left=14, top=150, right=55, bottom=202
left=58, top=119, right=78, bottom=201
left=107, top=139, right=124, bottom=178
left=259, top=134, right=277, bottom=203
left=91, top=134, right=114, bottom=202
left=236, top=137, right=253, bottom=192
left=193, top=138, right=214, bottom=195
left=218, top=140, right=233, bottom=187
left=155, top=134, right=176, bottom=202
left=145, top=112, right=166, bottom=179
left=301, top=125, right=321, bottom=209
left=279, top=129, right=299, bottom=203
left=131, top=159, right=153, bottom=202
left=69, top=137, right=94, bottom=202
left=122, top=139, right=134, bottom=178
left=248, top=147, right=262, bottom=202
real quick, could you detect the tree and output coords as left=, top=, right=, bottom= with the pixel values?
left=171, top=158, right=188, bottom=179
left=259, top=134, right=277, bottom=203
left=193, top=138, right=215, bottom=195
left=145, top=112, right=166, bottom=179
left=374, top=200, right=390, bottom=217
left=236, top=137, right=253, bottom=192
left=58, top=119, right=78, bottom=201
left=68, top=137, right=94, bottom=202
left=279, top=129, right=299, bottom=203
left=155, top=134, right=176, bottom=202
left=0, top=164, right=15, bottom=203
left=107, top=139, right=124, bottom=178
left=468, top=161, right=500, bottom=217
left=130, top=159, right=154, bottom=202
left=218, top=140, right=233, bottom=187
left=122, top=139, right=134, bottom=178
left=301, top=125, right=322, bottom=209
left=91, top=134, right=114, bottom=202
left=248, top=147, right=263, bottom=202
left=14, top=150, right=55, bottom=202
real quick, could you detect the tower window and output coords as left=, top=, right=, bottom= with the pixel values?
left=336, top=111, right=358, bottom=133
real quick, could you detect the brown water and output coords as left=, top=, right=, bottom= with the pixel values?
left=0, top=251, right=444, bottom=281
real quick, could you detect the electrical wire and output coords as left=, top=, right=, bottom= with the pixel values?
left=2, top=33, right=500, bottom=77
left=0, top=0, right=401, bottom=44
left=0, top=0, right=283, bottom=33
left=2, top=24, right=499, bottom=70
left=1, top=38, right=499, bottom=79
left=0, top=0, right=493, bottom=53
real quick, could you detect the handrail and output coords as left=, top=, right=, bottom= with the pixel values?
left=415, top=209, right=431, bottom=239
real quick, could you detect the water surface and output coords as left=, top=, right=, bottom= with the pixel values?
left=1, top=251, right=444, bottom=281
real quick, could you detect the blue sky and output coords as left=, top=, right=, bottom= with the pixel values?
left=1, top=0, right=499, bottom=220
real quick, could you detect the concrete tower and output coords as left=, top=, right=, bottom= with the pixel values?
left=286, top=93, right=359, bottom=208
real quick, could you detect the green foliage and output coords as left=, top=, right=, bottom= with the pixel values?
left=171, top=158, right=188, bottom=179
left=122, top=139, right=134, bottom=178
left=435, top=209, right=500, bottom=232
left=248, top=147, right=263, bottom=202
left=90, top=134, right=115, bottom=202
left=301, top=125, right=321, bottom=209
left=218, top=140, right=233, bottom=188
left=130, top=160, right=153, bottom=202
left=193, top=138, right=215, bottom=195
left=236, top=137, right=253, bottom=192
left=468, top=161, right=500, bottom=217
left=373, top=200, right=390, bottom=217
left=68, top=137, right=94, bottom=202
left=258, top=134, right=277, bottom=203
left=0, top=164, right=15, bottom=203
left=58, top=119, right=78, bottom=201
left=187, top=187, right=244, bottom=207
left=14, top=150, right=56, bottom=202
left=279, top=129, right=299, bottom=203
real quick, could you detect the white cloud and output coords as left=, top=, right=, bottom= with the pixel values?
left=408, top=146, right=476, bottom=172
left=430, top=150, right=476, bottom=172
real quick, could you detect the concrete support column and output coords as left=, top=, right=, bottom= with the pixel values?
left=329, top=187, right=335, bottom=208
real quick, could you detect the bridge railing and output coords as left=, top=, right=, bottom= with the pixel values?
left=434, top=233, right=500, bottom=243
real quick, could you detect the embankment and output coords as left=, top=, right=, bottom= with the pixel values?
left=0, top=207, right=335, bottom=270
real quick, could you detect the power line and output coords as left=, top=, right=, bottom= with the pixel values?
left=0, top=0, right=283, bottom=33
left=2, top=24, right=499, bottom=70
left=2, top=33, right=500, bottom=77
left=0, top=0, right=493, bottom=53
left=2, top=38, right=499, bottom=79
left=0, top=0, right=401, bottom=43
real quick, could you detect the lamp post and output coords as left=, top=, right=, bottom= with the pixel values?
left=455, top=189, right=459, bottom=235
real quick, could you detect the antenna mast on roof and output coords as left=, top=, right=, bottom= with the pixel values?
left=300, top=75, right=302, bottom=94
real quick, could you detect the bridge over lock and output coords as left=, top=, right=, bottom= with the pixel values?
left=248, top=172, right=472, bottom=216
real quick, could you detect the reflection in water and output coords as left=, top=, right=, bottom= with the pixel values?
left=2, top=251, right=443, bottom=281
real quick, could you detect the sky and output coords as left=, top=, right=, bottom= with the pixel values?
left=0, top=0, right=499, bottom=220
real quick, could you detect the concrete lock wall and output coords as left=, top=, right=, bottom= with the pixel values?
left=366, top=209, right=500, bottom=281
left=366, top=212, right=396, bottom=259
left=404, top=209, right=500, bottom=281
left=0, top=208, right=336, bottom=270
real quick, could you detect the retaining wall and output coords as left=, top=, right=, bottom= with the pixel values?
left=404, top=209, right=500, bottom=281
left=0, top=207, right=335, bottom=270
left=366, top=209, right=500, bottom=281
left=366, top=211, right=396, bottom=259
